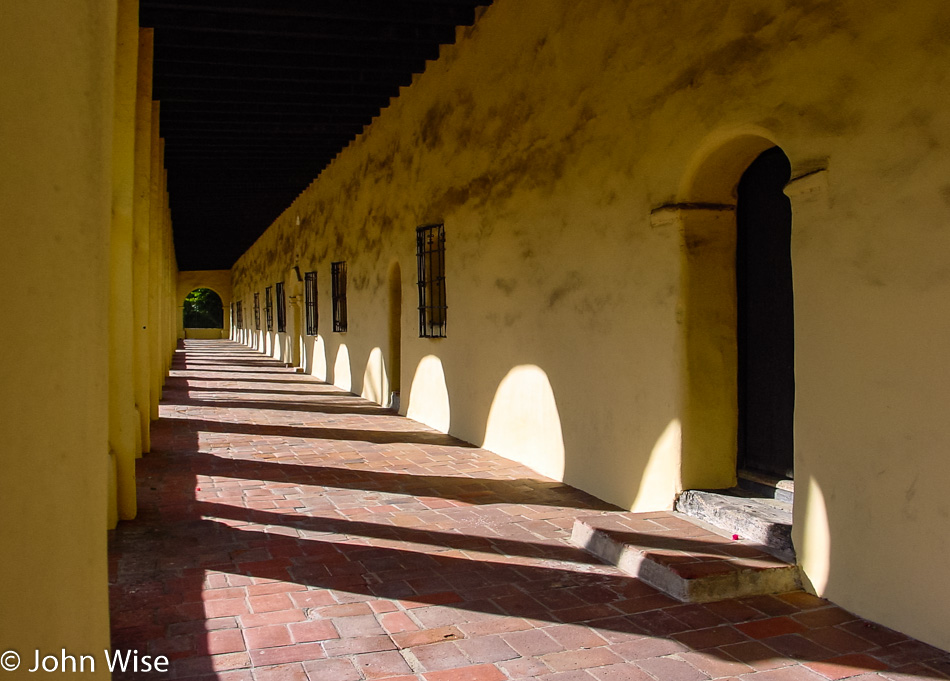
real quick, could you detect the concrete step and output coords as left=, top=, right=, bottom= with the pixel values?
left=675, top=488, right=794, bottom=562
left=571, top=511, right=801, bottom=603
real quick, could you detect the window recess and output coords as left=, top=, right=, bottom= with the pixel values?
left=416, top=223, right=446, bottom=338
left=331, top=262, right=347, bottom=333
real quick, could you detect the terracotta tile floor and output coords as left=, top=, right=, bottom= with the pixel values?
left=109, top=340, right=950, bottom=681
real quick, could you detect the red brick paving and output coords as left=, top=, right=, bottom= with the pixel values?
left=108, top=340, right=950, bottom=680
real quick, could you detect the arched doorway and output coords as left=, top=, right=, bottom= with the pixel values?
left=671, top=131, right=796, bottom=491
left=182, top=287, right=224, bottom=338
left=671, top=136, right=797, bottom=559
left=388, top=261, right=402, bottom=410
left=736, top=147, right=795, bottom=479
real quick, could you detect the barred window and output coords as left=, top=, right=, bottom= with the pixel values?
left=276, top=281, right=287, bottom=333
left=253, top=292, right=261, bottom=330
left=305, top=271, right=318, bottom=336
left=331, top=261, right=347, bottom=333
left=416, top=223, right=446, bottom=338
left=264, top=286, right=274, bottom=331
left=230, top=303, right=235, bottom=328
left=236, top=301, right=243, bottom=329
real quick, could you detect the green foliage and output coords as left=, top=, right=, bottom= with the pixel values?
left=183, top=288, right=223, bottom=328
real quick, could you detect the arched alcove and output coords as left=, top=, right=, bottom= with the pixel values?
left=388, top=260, right=402, bottom=409
left=665, top=131, right=795, bottom=492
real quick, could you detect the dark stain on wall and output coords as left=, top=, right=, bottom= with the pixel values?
left=809, top=98, right=863, bottom=137
left=419, top=101, right=452, bottom=151
left=352, top=271, right=370, bottom=292
left=365, top=142, right=399, bottom=185
left=922, top=10, right=950, bottom=52
left=495, top=277, right=517, bottom=295
left=637, top=1, right=853, bottom=118
left=940, top=184, right=950, bottom=207
left=741, top=9, right=777, bottom=35
left=488, top=92, right=535, bottom=150
left=574, top=292, right=615, bottom=319
left=453, top=90, right=478, bottom=149
left=773, top=74, right=862, bottom=138
left=429, top=99, right=597, bottom=221
left=441, top=175, right=494, bottom=213
left=898, top=107, right=943, bottom=152
left=485, top=310, right=522, bottom=328
left=547, top=270, right=583, bottom=308
left=705, top=35, right=769, bottom=78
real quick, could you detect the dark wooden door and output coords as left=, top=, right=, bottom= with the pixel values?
left=736, top=146, right=795, bottom=479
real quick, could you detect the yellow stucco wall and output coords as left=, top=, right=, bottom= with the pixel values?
left=231, top=252, right=305, bottom=365
left=230, top=0, right=950, bottom=649
left=0, top=1, right=118, bottom=674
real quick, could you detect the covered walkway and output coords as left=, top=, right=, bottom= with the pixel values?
left=108, top=340, right=950, bottom=681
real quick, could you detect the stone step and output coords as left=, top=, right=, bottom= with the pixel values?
left=675, top=488, right=794, bottom=562
left=737, top=469, right=795, bottom=503
left=571, top=511, right=801, bottom=603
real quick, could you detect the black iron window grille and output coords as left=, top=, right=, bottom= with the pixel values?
left=236, top=301, right=243, bottom=329
left=276, top=281, right=286, bottom=333
left=253, top=292, right=261, bottom=330
left=304, top=271, right=318, bottom=336
left=230, top=303, right=235, bottom=329
left=416, top=223, right=447, bottom=338
left=264, top=286, right=274, bottom=331
left=331, top=261, right=347, bottom=333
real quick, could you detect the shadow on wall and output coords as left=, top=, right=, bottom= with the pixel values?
left=333, top=343, right=352, bottom=392
left=404, top=356, right=682, bottom=511
left=407, top=355, right=451, bottom=433
left=478, top=363, right=681, bottom=511
left=482, top=365, right=565, bottom=481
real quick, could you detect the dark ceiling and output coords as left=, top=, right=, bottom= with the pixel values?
left=140, top=0, right=491, bottom=271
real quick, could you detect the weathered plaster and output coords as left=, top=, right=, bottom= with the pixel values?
left=231, top=0, right=950, bottom=650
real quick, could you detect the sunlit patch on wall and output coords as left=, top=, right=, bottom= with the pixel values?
left=799, top=475, right=830, bottom=594
left=483, top=365, right=565, bottom=481
left=407, top=354, right=450, bottom=433
left=333, top=344, right=352, bottom=392
left=632, top=418, right=680, bottom=511
left=307, top=335, right=327, bottom=381
left=361, top=347, right=389, bottom=406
